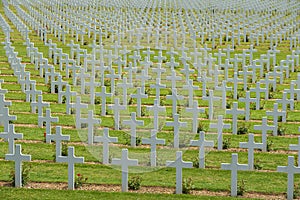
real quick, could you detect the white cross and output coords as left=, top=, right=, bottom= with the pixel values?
left=210, top=115, right=231, bottom=150
left=25, top=83, right=42, bottom=102
left=150, top=78, right=166, bottom=103
left=239, top=134, right=263, bottom=170
left=94, top=128, right=118, bottom=164
left=31, top=95, right=49, bottom=117
left=228, top=72, right=242, bottom=99
left=190, top=131, right=214, bottom=168
left=166, top=113, right=187, bottom=148
left=166, top=69, right=182, bottom=89
left=95, top=86, right=112, bottom=116
left=0, top=107, right=17, bottom=132
left=47, top=126, right=70, bottom=161
left=166, top=151, right=193, bottom=194
left=111, top=149, right=138, bottom=192
left=80, top=110, right=101, bottom=145
left=266, top=103, right=286, bottom=136
left=147, top=99, right=166, bottom=130
left=202, top=90, right=220, bottom=120
left=221, top=153, right=248, bottom=197
left=130, top=87, right=148, bottom=117
left=0, top=124, right=23, bottom=154
left=58, top=85, right=76, bottom=114
left=277, top=156, right=300, bottom=200
left=239, top=91, right=256, bottom=121
left=109, top=98, right=126, bottom=130
left=254, top=117, right=275, bottom=152
left=289, top=136, right=300, bottom=167
left=57, top=146, right=84, bottom=190
left=5, top=144, right=31, bottom=187
left=183, top=79, right=199, bottom=108
left=122, top=112, right=144, bottom=147
left=38, top=109, right=59, bottom=143
left=186, top=100, right=205, bottom=133
left=117, top=77, right=133, bottom=106
left=142, top=129, right=165, bottom=167
left=166, top=88, right=184, bottom=116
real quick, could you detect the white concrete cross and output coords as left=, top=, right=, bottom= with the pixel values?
left=183, top=79, right=199, bottom=108
left=57, top=146, right=84, bottom=190
left=0, top=107, right=17, bottom=132
left=80, top=110, right=101, bottom=145
left=250, top=82, right=267, bottom=110
left=210, top=115, right=231, bottom=150
left=0, top=124, right=23, bottom=154
left=276, top=91, right=294, bottom=112
left=190, top=131, right=214, bottom=168
left=5, top=144, right=31, bottom=187
left=238, top=91, right=256, bottom=121
left=73, top=96, right=88, bottom=129
left=95, top=86, right=112, bottom=116
left=109, top=98, right=126, bottom=130
left=166, top=69, right=182, bottom=90
left=117, top=77, right=133, bottom=106
left=277, top=156, right=300, bottom=200
left=228, top=72, right=243, bottom=99
left=130, top=87, right=148, bottom=117
left=142, top=129, right=165, bottom=167
left=166, top=113, right=187, bottom=148
left=94, top=128, right=118, bottom=164
left=147, top=99, right=166, bottom=131
left=111, top=149, right=138, bottom=192
left=239, top=134, right=263, bottom=170
left=150, top=78, right=166, bottom=103
left=186, top=100, right=205, bottom=133
left=266, top=103, right=286, bottom=136
left=202, top=90, right=220, bottom=120
left=38, top=109, right=59, bottom=143
left=254, top=117, right=275, bottom=152
left=166, top=88, right=184, bottom=116
left=31, top=95, right=49, bottom=117
left=0, top=93, right=12, bottom=113
left=47, top=126, right=70, bottom=161
left=25, top=83, right=42, bottom=102
left=221, top=153, right=248, bottom=197
left=122, top=112, right=144, bottom=147
left=58, top=85, right=76, bottom=114
left=289, top=136, right=300, bottom=167
left=166, top=151, right=193, bottom=194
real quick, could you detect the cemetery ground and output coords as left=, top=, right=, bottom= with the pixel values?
left=1, top=0, right=300, bottom=199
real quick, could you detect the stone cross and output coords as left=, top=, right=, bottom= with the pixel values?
left=266, top=103, right=286, bottom=136
left=238, top=91, right=256, bottom=121
left=38, top=109, right=59, bottom=143
left=109, top=98, right=126, bottom=130
left=0, top=124, right=23, bottom=154
left=80, top=110, right=101, bottom=145
left=190, top=131, right=214, bottom=168
left=47, top=126, right=70, bottom=161
left=226, top=102, right=245, bottom=135
left=183, top=79, right=199, bottom=108
left=31, top=95, right=49, bottom=117
left=5, top=144, right=31, bottom=187
left=58, top=85, right=76, bottom=114
left=94, top=128, right=118, bottom=164
left=221, top=153, right=248, bottom=197
left=209, top=115, right=231, bottom=150
left=57, top=147, right=84, bottom=190
left=111, top=149, right=138, bottom=192
left=130, top=87, right=148, bottom=117
left=122, top=112, right=144, bottom=147
left=239, top=134, right=263, bottom=170
left=186, top=100, right=205, bottom=133
left=254, top=117, right=275, bottom=152
left=202, top=90, right=221, bottom=121
left=228, top=72, right=243, bottom=99
left=166, top=88, right=184, bottom=116
left=73, top=96, right=88, bottom=129
left=166, top=114, right=187, bottom=148
left=142, top=129, right=165, bottom=167
left=0, top=107, right=17, bottom=132
left=117, top=77, right=133, bottom=106
left=289, top=136, right=300, bottom=167
left=95, top=86, right=112, bottom=116
left=147, top=99, right=166, bottom=130
left=150, top=78, right=166, bottom=103
left=166, top=151, right=193, bottom=194
left=250, top=82, right=267, bottom=110
left=277, top=156, right=300, bottom=200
